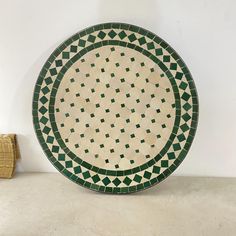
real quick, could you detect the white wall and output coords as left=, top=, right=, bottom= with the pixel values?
left=0, top=0, right=235, bottom=176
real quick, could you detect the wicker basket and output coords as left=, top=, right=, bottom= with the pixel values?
left=0, top=134, right=19, bottom=178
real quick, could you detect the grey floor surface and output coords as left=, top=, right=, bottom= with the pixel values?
left=0, top=173, right=236, bottom=236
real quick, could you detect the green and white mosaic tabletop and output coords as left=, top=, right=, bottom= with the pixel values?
left=33, top=23, right=198, bottom=194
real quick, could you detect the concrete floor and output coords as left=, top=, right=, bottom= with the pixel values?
left=0, top=173, right=236, bottom=236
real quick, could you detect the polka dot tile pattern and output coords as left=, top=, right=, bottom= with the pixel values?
left=33, top=23, right=199, bottom=194
left=55, top=45, right=175, bottom=170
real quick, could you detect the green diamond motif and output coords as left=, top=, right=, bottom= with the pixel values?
left=108, top=30, right=117, bottom=38
left=118, top=30, right=127, bottom=39
left=52, top=145, right=59, bottom=153
left=39, top=116, right=48, bottom=125
left=42, top=126, right=50, bottom=134
left=177, top=134, right=186, bottom=142
left=173, top=143, right=181, bottom=151
left=74, top=166, right=82, bottom=174
left=33, top=22, right=198, bottom=194
left=65, top=161, right=73, bottom=168
left=163, top=55, right=170, bottom=62
left=170, top=63, right=177, bottom=70
left=138, top=37, right=146, bottom=45
left=44, top=77, right=53, bottom=85
left=182, top=113, right=191, bottom=122
left=98, top=31, right=106, bottom=39
left=70, top=45, right=77, bottom=53
left=147, top=42, right=155, bottom=50
left=46, top=136, right=54, bottom=144
left=58, top=154, right=65, bottom=161
left=39, top=106, right=47, bottom=114
left=128, top=33, right=137, bottom=42
left=113, top=178, right=121, bottom=187
left=92, top=174, right=100, bottom=183
left=123, top=177, right=132, bottom=186
left=161, top=160, right=169, bottom=168
left=49, top=68, right=57, bottom=76
left=175, top=72, right=183, bottom=80
left=180, top=123, right=190, bottom=132
left=87, top=35, right=96, bottom=43
left=183, top=103, right=192, bottom=111
left=40, top=96, right=48, bottom=104
left=78, top=39, right=86, bottom=47
left=133, top=175, right=142, bottom=183
left=41, top=86, right=50, bottom=95
left=82, top=171, right=91, bottom=179
left=181, top=92, right=191, bottom=101
left=55, top=60, right=63, bottom=67
left=102, top=177, right=111, bottom=186
left=179, top=81, right=188, bottom=90
left=167, top=152, right=176, bottom=160
left=62, top=52, right=69, bottom=59
left=143, top=171, right=152, bottom=179
left=155, top=48, right=163, bottom=56
left=153, top=166, right=160, bottom=174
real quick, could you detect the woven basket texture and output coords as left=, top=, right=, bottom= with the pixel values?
left=0, top=134, right=19, bottom=178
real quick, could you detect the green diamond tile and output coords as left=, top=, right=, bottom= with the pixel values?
left=113, top=178, right=121, bottom=187
left=58, top=154, right=65, bottom=161
left=62, top=52, right=69, bottom=59
left=74, top=166, right=82, bottom=174
left=39, top=96, right=48, bottom=104
left=118, top=30, right=127, bottom=39
left=102, top=177, right=111, bottom=186
left=108, top=30, right=117, bottom=39
left=153, top=166, right=160, bottom=174
left=128, top=33, right=137, bottom=42
left=123, top=177, right=132, bottom=186
left=161, top=160, right=169, bottom=168
left=39, top=106, right=47, bottom=115
left=167, top=152, right=176, bottom=160
left=78, top=39, right=86, bottom=47
left=49, top=68, right=57, bottom=76
left=181, top=92, right=191, bottom=101
left=170, top=63, right=177, bottom=70
left=180, top=123, right=190, bottom=132
left=52, top=145, right=59, bottom=153
left=163, top=55, right=170, bottom=62
left=82, top=171, right=91, bottom=179
left=70, top=45, right=77, bottom=53
left=88, top=35, right=96, bottom=43
left=138, top=37, right=146, bottom=45
left=46, top=136, right=54, bottom=144
left=133, top=174, right=142, bottom=183
left=155, top=48, right=163, bottom=56
left=65, top=160, right=73, bottom=168
left=182, top=113, right=191, bottom=122
left=175, top=72, right=183, bottom=80
left=41, top=86, right=50, bottom=95
left=183, top=102, right=192, bottom=111
left=98, top=31, right=106, bottom=39
left=92, top=174, right=100, bottom=183
left=54, top=61, right=63, bottom=70
left=147, top=42, right=155, bottom=50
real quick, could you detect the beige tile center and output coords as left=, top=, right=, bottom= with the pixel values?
left=55, top=45, right=175, bottom=170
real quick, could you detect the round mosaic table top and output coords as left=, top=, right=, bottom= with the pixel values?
left=33, top=23, right=198, bottom=194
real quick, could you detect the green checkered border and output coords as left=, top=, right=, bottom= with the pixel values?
left=32, top=23, right=198, bottom=194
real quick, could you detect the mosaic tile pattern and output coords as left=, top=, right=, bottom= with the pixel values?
left=33, top=23, right=198, bottom=194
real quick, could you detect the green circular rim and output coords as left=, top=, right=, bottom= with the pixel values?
left=32, top=22, right=199, bottom=194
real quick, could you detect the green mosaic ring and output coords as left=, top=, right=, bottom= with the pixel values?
left=33, top=23, right=198, bottom=194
